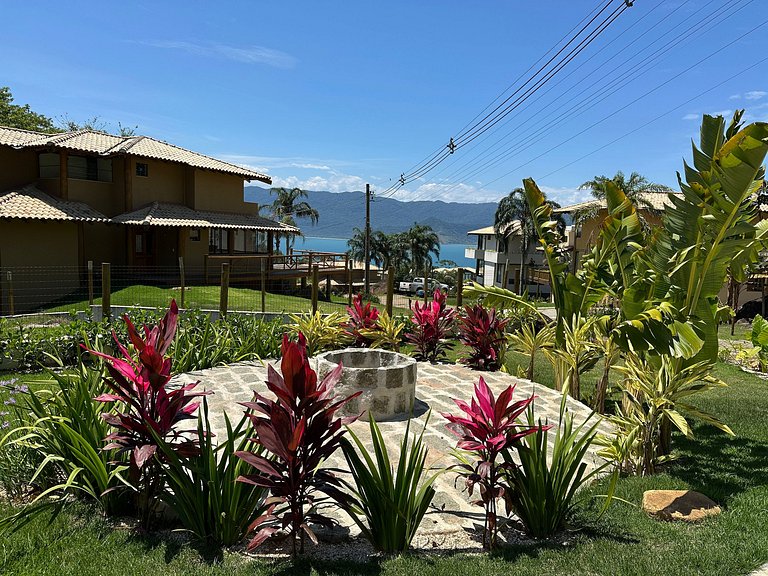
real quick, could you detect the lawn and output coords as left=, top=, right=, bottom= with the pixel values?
left=2, top=358, right=767, bottom=575
left=42, top=285, right=412, bottom=316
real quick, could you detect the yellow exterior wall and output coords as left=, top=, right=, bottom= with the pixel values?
left=193, top=170, right=257, bottom=214
left=82, top=223, right=125, bottom=265
left=131, top=158, right=185, bottom=208
left=0, top=220, right=80, bottom=312
left=182, top=227, right=210, bottom=269
left=0, top=148, right=38, bottom=192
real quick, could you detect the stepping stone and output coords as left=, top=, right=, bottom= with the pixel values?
left=642, top=489, right=721, bottom=522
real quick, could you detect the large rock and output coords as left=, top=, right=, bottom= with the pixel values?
left=642, top=490, right=721, bottom=522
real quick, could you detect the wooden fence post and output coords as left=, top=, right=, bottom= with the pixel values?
left=178, top=257, right=185, bottom=309
left=101, top=263, right=111, bottom=321
left=311, top=265, right=319, bottom=314
left=386, top=267, right=394, bottom=316
left=456, top=267, right=464, bottom=308
left=260, top=259, right=266, bottom=313
left=87, top=260, right=94, bottom=306
left=6, top=271, right=14, bottom=316
left=219, top=262, right=230, bottom=317
left=347, top=260, right=353, bottom=306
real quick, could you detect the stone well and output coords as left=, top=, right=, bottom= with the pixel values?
left=314, top=348, right=417, bottom=421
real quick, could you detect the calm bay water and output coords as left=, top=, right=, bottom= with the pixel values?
left=293, top=236, right=474, bottom=268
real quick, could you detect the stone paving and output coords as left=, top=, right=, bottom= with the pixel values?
left=173, top=358, right=611, bottom=539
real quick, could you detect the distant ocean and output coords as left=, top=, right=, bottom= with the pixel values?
left=293, top=236, right=474, bottom=268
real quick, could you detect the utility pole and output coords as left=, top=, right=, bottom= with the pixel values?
left=364, top=183, right=371, bottom=294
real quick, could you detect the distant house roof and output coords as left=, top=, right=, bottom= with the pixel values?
left=467, top=221, right=521, bottom=236
left=112, top=202, right=298, bottom=233
left=0, top=125, right=270, bottom=183
left=0, top=185, right=109, bottom=223
left=553, top=192, right=681, bottom=214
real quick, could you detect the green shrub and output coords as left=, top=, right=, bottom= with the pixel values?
left=340, top=414, right=439, bottom=553
left=155, top=398, right=267, bottom=547
left=287, top=311, right=348, bottom=356
left=503, top=394, right=615, bottom=537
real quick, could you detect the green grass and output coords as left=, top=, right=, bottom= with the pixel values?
left=43, top=285, right=411, bottom=316
left=2, top=361, right=768, bottom=574
left=718, top=322, right=751, bottom=342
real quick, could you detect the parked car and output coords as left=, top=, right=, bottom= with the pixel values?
left=398, top=277, right=449, bottom=294
left=735, top=298, right=768, bottom=321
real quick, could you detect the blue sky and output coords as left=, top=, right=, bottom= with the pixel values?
left=2, top=0, right=766, bottom=209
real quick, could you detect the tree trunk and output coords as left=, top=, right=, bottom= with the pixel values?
left=568, top=367, right=580, bottom=399
left=593, top=357, right=610, bottom=414
left=527, top=350, right=535, bottom=381
left=658, top=417, right=672, bottom=457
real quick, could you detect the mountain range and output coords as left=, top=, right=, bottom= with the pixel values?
left=245, top=187, right=499, bottom=243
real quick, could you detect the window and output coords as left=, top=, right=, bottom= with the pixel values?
left=39, top=153, right=59, bottom=178
left=67, top=155, right=112, bottom=182
left=189, top=229, right=201, bottom=242
left=209, top=228, right=228, bottom=254
left=136, top=162, right=149, bottom=177
left=476, top=259, right=484, bottom=277
left=495, top=266, right=503, bottom=284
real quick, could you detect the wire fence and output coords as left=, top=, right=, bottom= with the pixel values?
left=0, top=261, right=412, bottom=319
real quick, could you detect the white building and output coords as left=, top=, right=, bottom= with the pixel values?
left=465, top=222, right=549, bottom=296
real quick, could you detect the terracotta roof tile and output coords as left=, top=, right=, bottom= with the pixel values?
left=553, top=192, right=681, bottom=213
left=112, top=202, right=298, bottom=233
left=0, top=125, right=270, bottom=182
left=0, top=185, right=110, bottom=222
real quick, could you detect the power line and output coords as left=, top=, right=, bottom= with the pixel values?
left=379, top=0, right=632, bottom=196
left=400, top=0, right=755, bottom=204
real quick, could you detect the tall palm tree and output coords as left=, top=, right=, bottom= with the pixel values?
left=268, top=187, right=319, bottom=252
left=405, top=223, right=440, bottom=277
left=495, top=188, right=564, bottom=293
left=576, top=171, right=673, bottom=228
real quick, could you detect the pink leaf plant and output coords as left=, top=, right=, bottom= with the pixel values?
left=235, top=333, right=361, bottom=556
left=442, top=376, right=547, bottom=549
left=345, top=293, right=380, bottom=347
left=84, top=300, right=209, bottom=528
left=407, top=289, right=457, bottom=362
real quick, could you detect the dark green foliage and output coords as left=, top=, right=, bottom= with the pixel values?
left=340, top=414, right=438, bottom=552
left=155, top=398, right=267, bottom=547
left=504, top=395, right=614, bottom=537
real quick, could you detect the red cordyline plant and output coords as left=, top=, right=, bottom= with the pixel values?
left=235, top=333, right=361, bottom=556
left=443, top=376, right=546, bottom=550
left=458, top=304, right=510, bottom=371
left=85, top=300, right=209, bottom=529
left=345, top=293, right=379, bottom=346
left=407, top=289, right=457, bottom=362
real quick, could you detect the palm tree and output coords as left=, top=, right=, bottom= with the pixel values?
left=495, top=188, right=564, bottom=294
left=268, top=187, right=319, bottom=252
left=406, top=223, right=440, bottom=277
left=576, top=171, right=673, bottom=228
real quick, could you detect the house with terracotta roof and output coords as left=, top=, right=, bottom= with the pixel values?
left=0, top=125, right=298, bottom=310
left=552, top=191, right=679, bottom=271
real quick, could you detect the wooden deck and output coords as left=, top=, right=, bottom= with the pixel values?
left=204, top=250, right=350, bottom=283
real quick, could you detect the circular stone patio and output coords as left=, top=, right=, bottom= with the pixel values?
left=173, top=358, right=612, bottom=548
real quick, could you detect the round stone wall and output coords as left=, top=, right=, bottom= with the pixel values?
left=314, top=349, right=417, bottom=421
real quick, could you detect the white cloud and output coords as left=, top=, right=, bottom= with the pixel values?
left=539, top=185, right=591, bottom=207
left=729, top=94, right=741, bottom=100
left=136, top=40, right=296, bottom=69
left=682, top=113, right=699, bottom=121
left=745, top=90, right=767, bottom=101
left=710, top=109, right=733, bottom=118
left=391, top=182, right=501, bottom=203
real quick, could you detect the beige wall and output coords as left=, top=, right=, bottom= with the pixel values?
left=0, top=148, right=38, bottom=192
left=82, top=224, right=124, bottom=265
left=0, top=219, right=80, bottom=312
left=193, top=169, right=257, bottom=214
left=182, top=227, right=209, bottom=269
left=68, top=180, right=118, bottom=216
left=131, top=158, right=185, bottom=208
